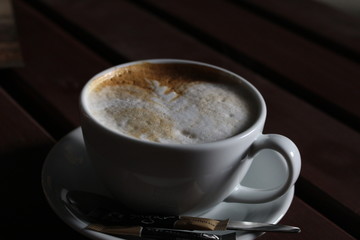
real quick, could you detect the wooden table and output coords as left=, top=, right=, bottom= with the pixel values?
left=1, top=0, right=359, bottom=239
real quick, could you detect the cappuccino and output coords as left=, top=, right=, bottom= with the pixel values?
left=86, top=62, right=256, bottom=144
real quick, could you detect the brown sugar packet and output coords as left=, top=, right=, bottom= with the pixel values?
left=86, top=224, right=236, bottom=240
left=66, top=190, right=229, bottom=231
left=174, top=216, right=229, bottom=231
left=67, top=191, right=300, bottom=233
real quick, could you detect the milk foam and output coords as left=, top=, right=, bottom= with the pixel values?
left=88, top=79, right=253, bottom=144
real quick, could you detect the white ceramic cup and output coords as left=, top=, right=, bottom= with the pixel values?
left=80, top=59, right=301, bottom=215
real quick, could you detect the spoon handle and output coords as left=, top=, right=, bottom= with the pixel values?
left=227, top=220, right=301, bottom=233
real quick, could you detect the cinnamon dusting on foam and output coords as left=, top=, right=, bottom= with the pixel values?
left=87, top=62, right=255, bottom=144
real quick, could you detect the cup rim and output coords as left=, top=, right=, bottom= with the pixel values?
left=80, top=59, right=267, bottom=149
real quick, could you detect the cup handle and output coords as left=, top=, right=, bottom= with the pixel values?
left=225, top=134, right=301, bottom=203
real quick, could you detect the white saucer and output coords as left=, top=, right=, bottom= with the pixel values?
left=42, top=128, right=294, bottom=240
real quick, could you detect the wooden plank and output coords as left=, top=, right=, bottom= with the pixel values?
left=28, top=0, right=360, bottom=224
left=0, top=87, right=87, bottom=239
left=239, top=0, right=360, bottom=58
left=140, top=0, right=360, bottom=124
left=10, top=0, right=110, bottom=129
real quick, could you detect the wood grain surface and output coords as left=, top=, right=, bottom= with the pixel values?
left=12, top=0, right=360, bottom=232
left=1, top=0, right=359, bottom=239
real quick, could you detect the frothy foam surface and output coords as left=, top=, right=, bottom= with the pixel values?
left=86, top=63, right=256, bottom=144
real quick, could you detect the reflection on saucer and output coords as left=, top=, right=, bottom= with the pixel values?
left=42, top=128, right=294, bottom=240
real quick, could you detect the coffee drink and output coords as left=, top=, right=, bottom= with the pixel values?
left=80, top=60, right=301, bottom=215
left=85, top=62, right=257, bottom=144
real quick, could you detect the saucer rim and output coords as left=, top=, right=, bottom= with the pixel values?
left=42, top=127, right=295, bottom=240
